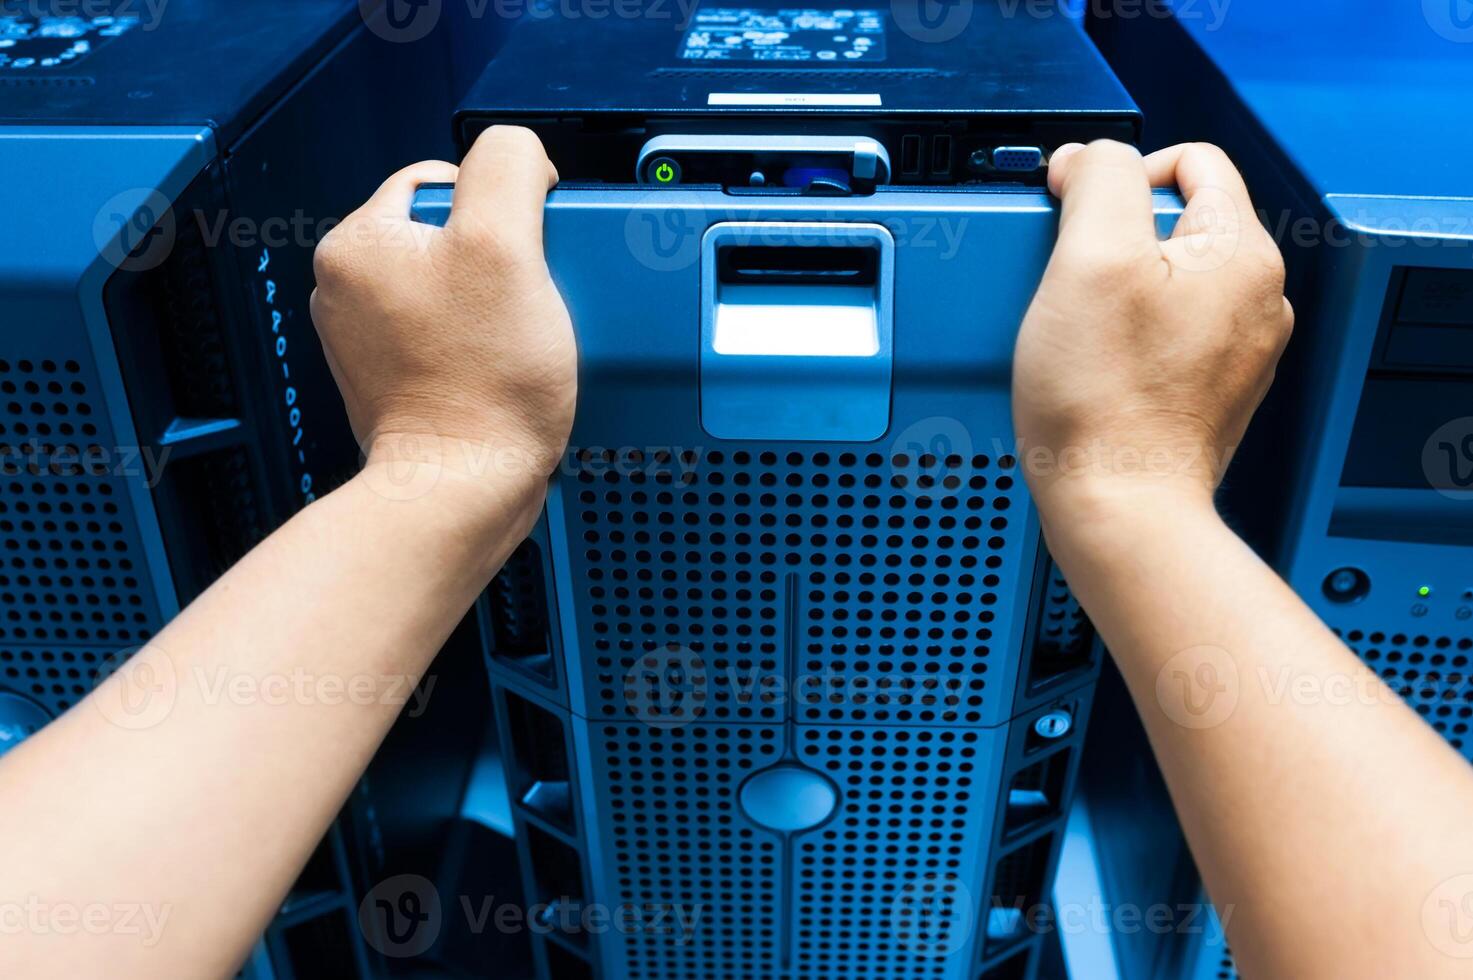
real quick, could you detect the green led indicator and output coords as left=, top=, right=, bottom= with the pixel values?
left=654, top=162, right=675, bottom=183
left=1418, top=586, right=1432, bottom=598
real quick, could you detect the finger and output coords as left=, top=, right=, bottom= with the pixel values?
left=357, top=159, right=460, bottom=223
left=1142, top=143, right=1261, bottom=245
left=1048, top=140, right=1160, bottom=256
left=450, top=125, right=558, bottom=240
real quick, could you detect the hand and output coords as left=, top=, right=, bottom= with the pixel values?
left=1012, top=141, right=1293, bottom=519
left=309, top=126, right=576, bottom=487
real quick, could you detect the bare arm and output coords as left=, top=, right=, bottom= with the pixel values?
left=0, top=126, right=576, bottom=978
left=1014, top=141, right=1473, bottom=977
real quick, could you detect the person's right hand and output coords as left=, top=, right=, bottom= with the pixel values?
left=310, top=126, right=576, bottom=492
left=1012, top=141, right=1293, bottom=520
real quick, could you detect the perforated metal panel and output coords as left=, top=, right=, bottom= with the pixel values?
left=1336, top=628, right=1473, bottom=758
left=447, top=189, right=1181, bottom=980
left=0, top=355, right=165, bottom=653
left=582, top=719, right=1005, bottom=980
left=569, top=447, right=1024, bottom=729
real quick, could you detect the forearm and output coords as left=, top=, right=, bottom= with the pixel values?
left=1041, top=483, right=1473, bottom=978
left=0, top=450, right=542, bottom=978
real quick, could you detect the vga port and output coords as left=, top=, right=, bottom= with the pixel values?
left=991, top=146, right=1045, bottom=172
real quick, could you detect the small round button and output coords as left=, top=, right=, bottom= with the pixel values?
left=1323, top=567, right=1370, bottom=604
left=646, top=156, right=682, bottom=185
left=739, top=765, right=839, bottom=832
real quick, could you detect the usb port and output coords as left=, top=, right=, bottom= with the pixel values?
left=931, top=134, right=953, bottom=175
left=900, top=134, right=921, bottom=175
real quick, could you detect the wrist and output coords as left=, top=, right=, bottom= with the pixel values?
left=1034, top=475, right=1223, bottom=563
left=356, top=431, right=555, bottom=545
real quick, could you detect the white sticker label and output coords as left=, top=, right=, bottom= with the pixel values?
left=707, top=92, right=883, bottom=106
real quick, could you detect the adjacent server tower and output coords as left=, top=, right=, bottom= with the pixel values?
left=0, top=2, right=474, bottom=975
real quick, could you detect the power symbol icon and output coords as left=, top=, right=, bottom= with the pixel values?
left=648, top=157, right=681, bottom=184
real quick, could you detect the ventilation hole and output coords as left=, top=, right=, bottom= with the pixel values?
left=1339, top=628, right=1473, bottom=758
left=0, top=646, right=111, bottom=716
left=570, top=448, right=1019, bottom=725
left=0, top=358, right=158, bottom=643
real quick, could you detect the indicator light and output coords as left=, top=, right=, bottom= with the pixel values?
left=1418, top=586, right=1432, bottom=598
left=646, top=156, right=681, bottom=185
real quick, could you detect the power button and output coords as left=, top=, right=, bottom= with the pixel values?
left=646, top=156, right=682, bottom=185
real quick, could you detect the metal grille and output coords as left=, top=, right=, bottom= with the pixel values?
left=794, top=726, right=987, bottom=979
left=1337, top=628, right=1473, bottom=758
left=570, top=448, right=1020, bottom=727
left=1036, top=566, right=1090, bottom=660
left=588, top=720, right=1000, bottom=980
left=0, top=645, right=108, bottom=716
left=599, top=722, right=786, bottom=980
left=0, top=356, right=158, bottom=646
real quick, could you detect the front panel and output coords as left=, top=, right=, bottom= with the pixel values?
left=420, top=185, right=1182, bottom=979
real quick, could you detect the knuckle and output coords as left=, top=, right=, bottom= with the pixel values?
left=1069, top=245, right=1153, bottom=292
left=449, top=215, right=524, bottom=267
left=312, top=228, right=349, bottom=285
left=1183, top=141, right=1233, bottom=169
left=1239, top=242, right=1286, bottom=291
